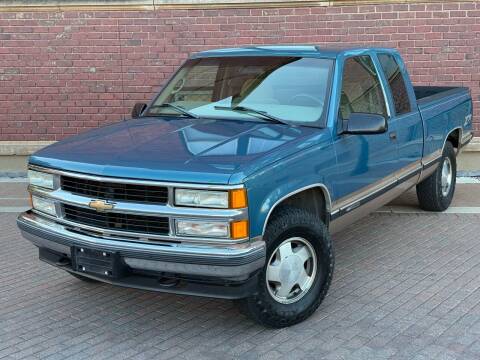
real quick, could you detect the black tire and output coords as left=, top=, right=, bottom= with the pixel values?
left=237, top=206, right=334, bottom=328
left=416, top=141, right=456, bottom=212
left=70, top=272, right=100, bottom=283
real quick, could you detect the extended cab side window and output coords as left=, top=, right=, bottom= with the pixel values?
left=340, top=56, right=387, bottom=120
left=378, top=54, right=411, bottom=115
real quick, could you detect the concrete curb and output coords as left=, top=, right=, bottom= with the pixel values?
left=458, top=171, right=480, bottom=177
left=0, top=171, right=27, bottom=178
left=462, top=137, right=480, bottom=152
left=0, top=141, right=55, bottom=156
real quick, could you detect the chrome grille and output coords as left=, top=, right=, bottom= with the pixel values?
left=61, top=176, right=168, bottom=204
left=63, top=204, right=170, bottom=236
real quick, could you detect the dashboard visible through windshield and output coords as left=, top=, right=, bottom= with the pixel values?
left=148, top=56, right=334, bottom=127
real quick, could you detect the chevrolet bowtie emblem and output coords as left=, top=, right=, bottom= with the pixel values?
left=88, top=199, right=116, bottom=212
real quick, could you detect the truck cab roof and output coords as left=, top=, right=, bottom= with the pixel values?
left=191, top=45, right=400, bottom=59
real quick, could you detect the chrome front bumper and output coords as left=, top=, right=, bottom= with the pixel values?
left=17, top=211, right=266, bottom=298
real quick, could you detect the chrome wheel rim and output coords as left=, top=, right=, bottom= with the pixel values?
left=266, top=237, right=317, bottom=304
left=441, top=157, right=453, bottom=197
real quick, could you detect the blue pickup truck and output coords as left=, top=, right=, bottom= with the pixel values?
left=18, top=46, right=473, bottom=327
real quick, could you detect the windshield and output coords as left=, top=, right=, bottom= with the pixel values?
left=148, top=56, right=334, bottom=126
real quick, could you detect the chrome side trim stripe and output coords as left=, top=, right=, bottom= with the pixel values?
left=422, top=149, right=442, bottom=168
left=330, top=180, right=407, bottom=221
left=330, top=159, right=428, bottom=221
left=331, top=161, right=420, bottom=215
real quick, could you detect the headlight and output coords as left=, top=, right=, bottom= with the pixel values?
left=175, top=219, right=249, bottom=239
left=31, top=195, right=57, bottom=216
left=28, top=170, right=54, bottom=189
left=175, top=189, right=228, bottom=208
left=174, top=188, right=247, bottom=209
left=176, top=219, right=229, bottom=238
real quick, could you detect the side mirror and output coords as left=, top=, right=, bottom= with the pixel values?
left=131, top=103, right=147, bottom=119
left=344, top=113, right=387, bottom=135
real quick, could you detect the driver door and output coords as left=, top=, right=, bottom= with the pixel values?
left=329, top=55, right=401, bottom=229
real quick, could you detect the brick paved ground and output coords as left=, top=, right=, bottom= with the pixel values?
left=2, top=210, right=480, bottom=359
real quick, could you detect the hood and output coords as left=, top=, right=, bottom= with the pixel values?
left=30, top=117, right=325, bottom=184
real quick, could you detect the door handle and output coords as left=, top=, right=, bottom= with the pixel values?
left=389, top=131, right=397, bottom=140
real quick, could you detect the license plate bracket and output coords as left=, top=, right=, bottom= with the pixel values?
left=72, top=246, right=124, bottom=279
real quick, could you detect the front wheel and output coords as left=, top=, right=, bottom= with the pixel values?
left=416, top=141, right=456, bottom=212
left=238, top=206, right=334, bottom=328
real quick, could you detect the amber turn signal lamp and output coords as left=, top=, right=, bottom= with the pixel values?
left=231, top=220, right=249, bottom=239
left=229, top=189, right=247, bottom=209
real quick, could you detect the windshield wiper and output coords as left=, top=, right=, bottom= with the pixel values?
left=214, top=105, right=289, bottom=125
left=147, top=103, right=199, bottom=119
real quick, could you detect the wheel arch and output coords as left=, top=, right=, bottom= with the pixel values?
left=261, top=184, right=332, bottom=236
left=443, top=127, right=462, bottom=155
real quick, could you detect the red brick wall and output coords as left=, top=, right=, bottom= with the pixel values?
left=0, top=1, right=479, bottom=141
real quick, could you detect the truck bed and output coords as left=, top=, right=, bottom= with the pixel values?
left=414, top=86, right=469, bottom=106
left=414, top=85, right=472, bottom=158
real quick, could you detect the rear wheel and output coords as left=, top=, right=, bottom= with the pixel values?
left=416, top=141, right=456, bottom=212
left=238, top=206, right=334, bottom=328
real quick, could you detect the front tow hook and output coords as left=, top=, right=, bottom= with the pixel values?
left=55, top=257, right=71, bottom=267
left=157, top=277, right=180, bottom=288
